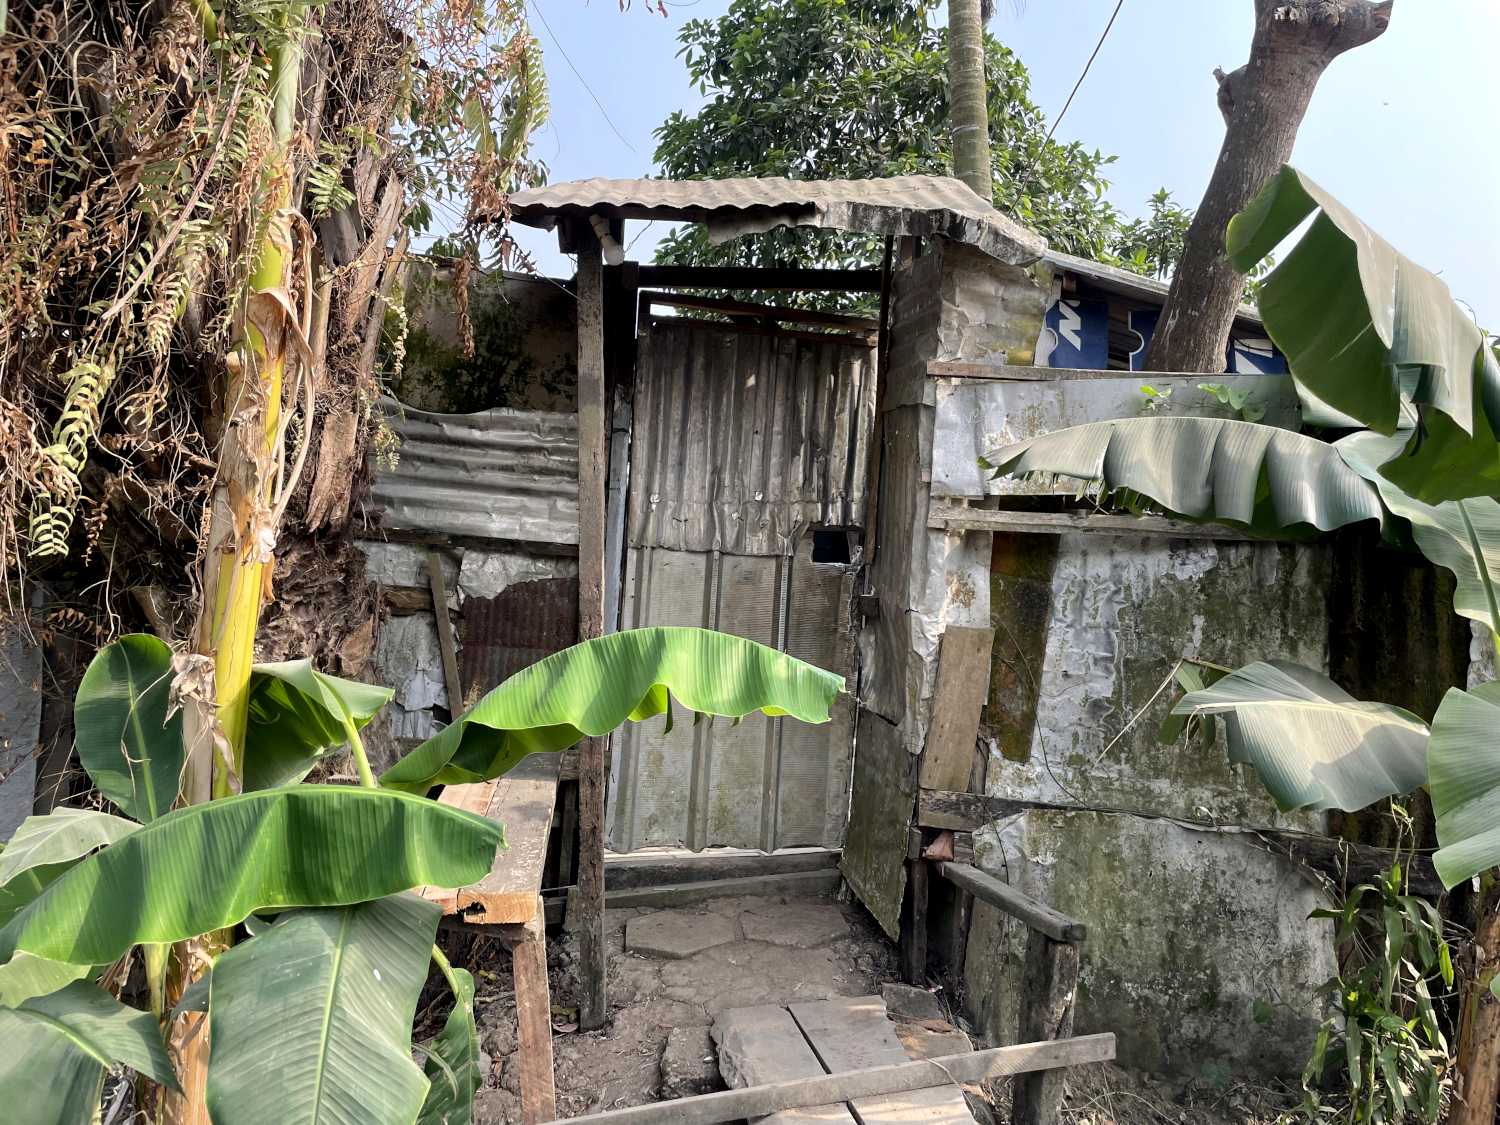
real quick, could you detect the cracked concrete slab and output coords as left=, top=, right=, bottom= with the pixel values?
left=740, top=902, right=850, bottom=948
left=626, top=910, right=739, bottom=959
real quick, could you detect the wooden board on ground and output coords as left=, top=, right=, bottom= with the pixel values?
left=416, top=751, right=560, bottom=924
left=789, top=997, right=975, bottom=1125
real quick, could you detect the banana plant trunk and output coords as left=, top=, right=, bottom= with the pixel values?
left=165, top=25, right=307, bottom=1125
left=1141, top=0, right=1391, bottom=373
left=948, top=0, right=990, bottom=201
left=1456, top=876, right=1500, bottom=1125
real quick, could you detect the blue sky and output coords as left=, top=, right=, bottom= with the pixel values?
left=509, top=0, right=1500, bottom=328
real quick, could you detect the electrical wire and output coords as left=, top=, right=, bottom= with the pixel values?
left=529, top=0, right=637, bottom=152
left=1045, top=0, right=1124, bottom=143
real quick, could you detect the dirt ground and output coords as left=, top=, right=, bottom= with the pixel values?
left=426, top=892, right=1303, bottom=1125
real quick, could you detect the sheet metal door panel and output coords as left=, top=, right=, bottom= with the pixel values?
left=612, top=541, right=855, bottom=854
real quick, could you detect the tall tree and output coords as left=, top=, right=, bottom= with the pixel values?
left=653, top=0, right=1121, bottom=280
left=1142, top=0, right=1392, bottom=373
left=948, top=0, right=991, bottom=199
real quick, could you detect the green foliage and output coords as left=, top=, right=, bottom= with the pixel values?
left=206, top=895, right=441, bottom=1125
left=1201, top=1056, right=1231, bottom=1087
left=418, top=960, right=483, bottom=1125
left=1424, top=683, right=1500, bottom=887
left=244, top=659, right=394, bottom=790
left=650, top=0, right=1121, bottom=305
left=380, top=626, right=845, bottom=793
left=0, top=809, right=138, bottom=889
left=1300, top=862, right=1451, bottom=1125
left=1198, top=382, right=1267, bottom=424
left=1113, top=188, right=1192, bottom=281
left=74, top=635, right=181, bottom=822
left=1155, top=661, right=1226, bottom=748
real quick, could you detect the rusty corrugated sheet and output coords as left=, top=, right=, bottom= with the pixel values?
left=371, top=397, right=578, bottom=544
left=627, top=322, right=876, bottom=555
left=456, top=576, right=578, bottom=698
left=507, top=175, right=1046, bottom=266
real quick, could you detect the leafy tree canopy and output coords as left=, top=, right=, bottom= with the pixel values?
left=651, top=0, right=1132, bottom=276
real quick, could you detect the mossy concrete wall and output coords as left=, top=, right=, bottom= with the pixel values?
left=965, top=533, right=1338, bottom=1081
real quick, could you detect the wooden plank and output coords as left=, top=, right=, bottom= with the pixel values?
left=636, top=266, right=883, bottom=292
left=603, top=869, right=841, bottom=910
left=641, top=291, right=879, bottom=332
left=934, top=862, right=1086, bottom=944
left=1011, top=931, right=1080, bottom=1125
left=505, top=895, right=558, bottom=1125
left=1259, top=830, right=1446, bottom=897
left=917, top=789, right=1056, bottom=830
left=415, top=780, right=501, bottom=912
left=919, top=628, right=996, bottom=792
left=899, top=859, right=928, bottom=986
left=789, top=996, right=974, bottom=1125
left=356, top=527, right=580, bottom=558
left=427, top=549, right=466, bottom=714
left=557, top=780, right=578, bottom=887
left=536, top=1035, right=1117, bottom=1125
left=645, top=314, right=876, bottom=348
left=576, top=229, right=609, bottom=1033
left=604, top=849, right=840, bottom=889
left=382, top=586, right=434, bottom=614
left=927, top=505, right=1259, bottom=542
left=457, top=753, right=561, bottom=924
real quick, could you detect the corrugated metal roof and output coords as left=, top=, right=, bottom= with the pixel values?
left=371, top=398, right=578, bottom=544
left=507, top=175, right=1047, bottom=266
left=628, top=321, right=876, bottom=555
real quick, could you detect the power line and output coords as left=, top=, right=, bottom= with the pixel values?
left=528, top=0, right=637, bottom=153
left=1045, top=0, right=1124, bottom=143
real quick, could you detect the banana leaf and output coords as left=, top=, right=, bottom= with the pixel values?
left=1425, top=682, right=1500, bottom=888
left=206, top=894, right=439, bottom=1125
left=74, top=635, right=181, bottom=822
left=0, top=980, right=179, bottom=1125
left=380, top=626, right=845, bottom=794
left=0, top=951, right=90, bottom=1007
left=981, top=416, right=1383, bottom=536
left=0, top=787, right=502, bottom=966
left=0, top=861, right=80, bottom=926
left=1173, top=660, right=1430, bottom=812
left=417, top=965, right=482, bottom=1125
left=244, top=661, right=394, bottom=790
left=0, top=809, right=139, bottom=887
left=1228, top=165, right=1498, bottom=443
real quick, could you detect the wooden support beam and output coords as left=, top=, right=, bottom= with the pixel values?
left=576, top=230, right=609, bottom=1032
left=604, top=868, right=842, bottom=910
left=635, top=266, right=883, bottom=292
left=919, top=627, right=996, bottom=792
left=640, top=290, right=879, bottom=332
left=899, top=857, right=929, bottom=985
left=1011, top=930, right=1080, bottom=1125
left=927, top=504, right=1259, bottom=542
left=935, top=861, right=1086, bottom=944
left=536, top=1035, right=1117, bottom=1125
left=427, top=550, right=465, bottom=715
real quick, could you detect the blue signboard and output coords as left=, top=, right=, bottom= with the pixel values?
left=1226, top=335, right=1288, bottom=374
left=1038, top=298, right=1109, bottom=370
left=1129, top=309, right=1159, bottom=371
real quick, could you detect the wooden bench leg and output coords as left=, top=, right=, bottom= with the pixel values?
left=1012, top=928, right=1079, bottom=1125
left=503, top=895, right=557, bottom=1125
left=899, top=856, right=929, bottom=986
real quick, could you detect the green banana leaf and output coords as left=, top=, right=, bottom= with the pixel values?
left=0, top=979, right=179, bottom=1125
left=0, top=809, right=139, bottom=887
left=980, top=416, right=1384, bottom=536
left=0, top=787, right=502, bottom=966
left=74, top=635, right=181, bottom=822
left=206, top=895, right=438, bottom=1125
left=1338, top=430, right=1500, bottom=637
left=1227, top=165, right=1498, bottom=447
left=417, top=965, right=482, bottom=1125
left=380, top=626, right=845, bottom=794
left=1425, top=683, right=1500, bottom=888
left=0, top=952, right=90, bottom=1007
left=1173, top=660, right=1430, bottom=812
left=244, top=661, right=394, bottom=790
left=0, top=861, right=80, bottom=926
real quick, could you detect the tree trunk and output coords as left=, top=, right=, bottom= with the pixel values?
left=1455, top=876, right=1500, bottom=1125
left=1141, top=0, right=1391, bottom=373
left=948, top=0, right=990, bottom=201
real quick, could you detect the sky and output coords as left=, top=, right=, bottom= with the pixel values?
left=510, top=0, right=1500, bottom=328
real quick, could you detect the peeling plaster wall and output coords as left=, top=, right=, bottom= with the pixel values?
left=967, top=533, right=1338, bottom=1080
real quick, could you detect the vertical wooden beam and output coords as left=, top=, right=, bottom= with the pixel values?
left=899, top=856, right=929, bottom=986
left=1012, top=928, right=1080, bottom=1125
left=503, top=895, right=558, bottom=1124
left=576, top=228, right=609, bottom=1032
left=427, top=550, right=465, bottom=716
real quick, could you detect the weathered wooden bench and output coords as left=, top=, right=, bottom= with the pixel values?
left=418, top=750, right=562, bottom=1124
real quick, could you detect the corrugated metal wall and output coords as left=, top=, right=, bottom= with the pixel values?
left=611, top=320, right=869, bottom=853
left=628, top=323, right=876, bottom=555
left=372, top=397, right=578, bottom=544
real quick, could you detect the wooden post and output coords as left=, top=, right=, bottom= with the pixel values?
left=426, top=550, right=465, bottom=716
left=899, top=856, right=929, bottom=986
left=502, top=895, right=558, bottom=1124
left=1011, top=928, right=1080, bottom=1125
left=576, top=226, right=609, bottom=1032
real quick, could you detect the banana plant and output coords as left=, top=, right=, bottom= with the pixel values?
left=0, top=626, right=842, bottom=1123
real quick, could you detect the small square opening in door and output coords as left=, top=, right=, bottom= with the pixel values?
left=810, top=530, right=852, bottom=565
